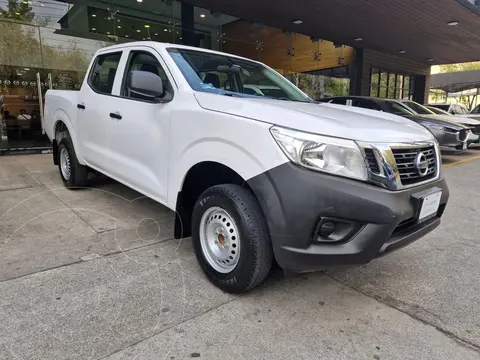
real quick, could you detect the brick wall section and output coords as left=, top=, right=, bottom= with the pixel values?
left=359, top=49, right=431, bottom=103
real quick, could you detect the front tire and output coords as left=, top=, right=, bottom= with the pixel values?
left=58, top=137, right=88, bottom=189
left=192, top=184, right=273, bottom=293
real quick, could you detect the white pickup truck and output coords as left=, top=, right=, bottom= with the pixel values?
left=44, top=42, right=449, bottom=293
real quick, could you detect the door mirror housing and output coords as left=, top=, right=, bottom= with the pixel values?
left=127, top=70, right=166, bottom=101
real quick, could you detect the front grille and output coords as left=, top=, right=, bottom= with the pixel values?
left=391, top=145, right=437, bottom=186
left=364, top=148, right=380, bottom=174
left=459, top=129, right=468, bottom=141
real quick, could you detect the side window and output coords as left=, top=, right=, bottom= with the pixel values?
left=472, top=105, right=480, bottom=114
left=353, top=99, right=380, bottom=111
left=122, top=51, right=170, bottom=100
left=88, top=52, right=122, bottom=94
left=330, top=98, right=347, bottom=105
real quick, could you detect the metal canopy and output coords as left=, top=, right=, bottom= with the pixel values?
left=184, top=0, right=480, bottom=65
left=430, top=70, right=480, bottom=92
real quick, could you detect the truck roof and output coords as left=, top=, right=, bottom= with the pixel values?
left=96, top=41, right=262, bottom=65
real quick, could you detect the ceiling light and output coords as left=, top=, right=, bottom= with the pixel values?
left=447, top=21, right=459, bottom=26
left=92, top=14, right=96, bottom=17
left=15, top=12, right=20, bottom=15
left=292, top=20, right=303, bottom=25
left=136, top=29, right=141, bottom=32
left=92, top=28, right=96, bottom=31
left=398, top=50, right=406, bottom=54
left=117, top=25, right=121, bottom=29
left=144, top=24, right=150, bottom=28
left=164, top=28, right=168, bottom=32
left=137, top=0, right=143, bottom=2
left=428, top=58, right=434, bottom=62
left=106, top=31, right=110, bottom=34
left=24, top=68, right=30, bottom=70
left=354, top=37, right=363, bottom=41
left=125, top=35, right=129, bottom=37
left=200, top=14, right=206, bottom=18
left=154, top=33, right=158, bottom=36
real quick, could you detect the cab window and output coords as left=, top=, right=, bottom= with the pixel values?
left=88, top=52, right=122, bottom=94
left=122, top=51, right=171, bottom=101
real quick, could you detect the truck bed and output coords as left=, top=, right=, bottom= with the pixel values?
left=44, top=90, right=79, bottom=142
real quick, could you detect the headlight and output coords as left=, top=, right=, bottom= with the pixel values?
left=429, top=125, right=445, bottom=131
left=270, top=126, right=368, bottom=181
left=429, top=125, right=457, bottom=133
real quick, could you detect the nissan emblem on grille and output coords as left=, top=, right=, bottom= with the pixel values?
left=415, top=152, right=429, bottom=177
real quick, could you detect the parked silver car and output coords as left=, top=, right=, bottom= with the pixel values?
left=400, top=100, right=480, bottom=145
left=320, top=96, right=473, bottom=153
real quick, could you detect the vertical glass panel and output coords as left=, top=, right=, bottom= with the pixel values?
left=370, top=68, right=380, bottom=86
left=379, top=71, right=388, bottom=88
left=396, top=74, right=403, bottom=98
left=379, top=87, right=387, bottom=98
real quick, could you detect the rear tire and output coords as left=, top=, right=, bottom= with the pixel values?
left=192, top=184, right=273, bottom=293
left=58, top=137, right=88, bottom=189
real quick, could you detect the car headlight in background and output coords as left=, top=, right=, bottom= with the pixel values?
left=270, top=126, right=368, bottom=181
left=429, top=124, right=458, bottom=133
left=429, top=125, right=445, bottom=131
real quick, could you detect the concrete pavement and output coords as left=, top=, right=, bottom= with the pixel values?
left=0, top=153, right=479, bottom=360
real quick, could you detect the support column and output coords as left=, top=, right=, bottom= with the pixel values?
left=349, top=48, right=363, bottom=95
left=181, top=2, right=199, bottom=47
left=413, top=75, right=427, bottom=103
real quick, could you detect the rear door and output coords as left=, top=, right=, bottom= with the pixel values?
left=104, top=47, right=174, bottom=201
left=77, top=51, right=123, bottom=169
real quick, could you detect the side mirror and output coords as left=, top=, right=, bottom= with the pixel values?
left=127, top=70, right=164, bottom=100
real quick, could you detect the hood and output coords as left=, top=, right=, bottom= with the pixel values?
left=404, top=115, right=469, bottom=130
left=462, top=114, right=480, bottom=121
left=194, top=92, right=433, bottom=143
left=421, top=114, right=480, bottom=126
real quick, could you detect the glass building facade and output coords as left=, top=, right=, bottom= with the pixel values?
left=0, top=0, right=355, bottom=152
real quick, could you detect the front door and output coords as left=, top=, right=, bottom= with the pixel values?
left=105, top=48, right=173, bottom=201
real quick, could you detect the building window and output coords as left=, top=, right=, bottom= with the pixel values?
left=369, top=68, right=414, bottom=99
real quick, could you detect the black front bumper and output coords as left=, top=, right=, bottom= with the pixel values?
left=247, top=163, right=449, bottom=272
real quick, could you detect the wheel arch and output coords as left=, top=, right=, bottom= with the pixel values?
left=51, top=110, right=85, bottom=165
left=174, top=161, right=256, bottom=239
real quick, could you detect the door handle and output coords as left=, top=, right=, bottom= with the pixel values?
left=77, top=103, right=85, bottom=110
left=109, top=112, right=122, bottom=120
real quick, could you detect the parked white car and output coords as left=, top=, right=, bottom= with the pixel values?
left=44, top=42, right=449, bottom=293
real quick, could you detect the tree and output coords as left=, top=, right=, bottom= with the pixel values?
left=0, top=0, right=35, bottom=23
left=439, top=62, right=480, bottom=73
left=0, top=0, right=91, bottom=74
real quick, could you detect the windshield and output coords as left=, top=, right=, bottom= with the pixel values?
left=430, top=104, right=450, bottom=111
left=427, top=106, right=450, bottom=115
left=167, top=48, right=313, bottom=103
left=402, top=100, right=435, bottom=115
left=385, top=101, right=415, bottom=116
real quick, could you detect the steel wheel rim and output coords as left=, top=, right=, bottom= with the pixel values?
left=199, top=206, right=240, bottom=274
left=60, top=147, right=71, bottom=181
